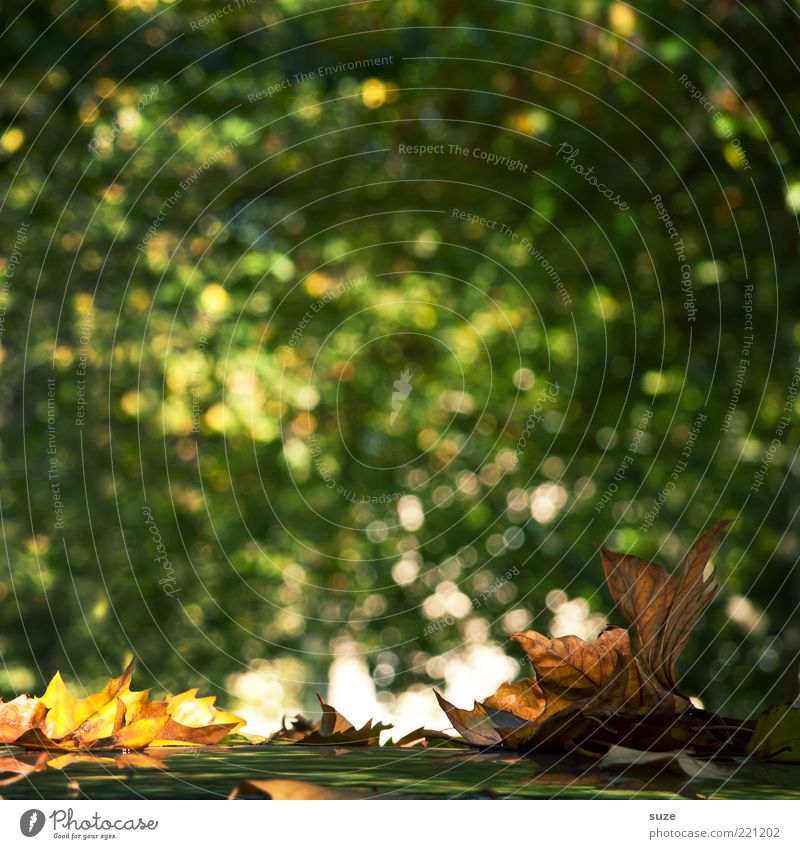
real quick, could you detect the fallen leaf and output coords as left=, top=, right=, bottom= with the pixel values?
left=69, top=698, right=126, bottom=747
left=167, top=689, right=217, bottom=726
left=319, top=696, right=355, bottom=736
left=511, top=626, right=682, bottom=714
left=12, top=727, right=64, bottom=750
left=391, top=727, right=465, bottom=748
left=598, top=744, right=673, bottom=768
left=485, top=648, right=635, bottom=751
left=674, top=752, right=733, bottom=781
left=41, top=663, right=133, bottom=740
left=292, top=695, right=391, bottom=746
left=268, top=714, right=317, bottom=742
left=601, top=521, right=729, bottom=692
left=152, top=716, right=241, bottom=746
left=747, top=704, right=800, bottom=763
left=150, top=689, right=245, bottom=746
left=112, top=699, right=169, bottom=749
left=229, top=779, right=361, bottom=799
left=0, top=695, right=47, bottom=745
left=482, top=679, right=545, bottom=723
left=436, top=520, right=759, bottom=757
left=5, top=663, right=244, bottom=751
left=434, top=692, right=503, bottom=748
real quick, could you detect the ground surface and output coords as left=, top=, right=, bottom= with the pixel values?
left=2, top=746, right=799, bottom=800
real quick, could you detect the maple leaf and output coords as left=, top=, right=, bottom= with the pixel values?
left=40, top=662, right=134, bottom=741
left=481, top=678, right=546, bottom=723
left=436, top=682, right=601, bottom=752
left=152, top=689, right=246, bottom=746
left=510, top=626, right=686, bottom=714
left=0, top=695, right=47, bottom=746
left=112, top=692, right=171, bottom=749
left=292, top=695, right=391, bottom=746
left=434, top=693, right=503, bottom=748
left=0, top=663, right=244, bottom=751
left=475, top=646, right=635, bottom=751
left=600, top=520, right=730, bottom=692
left=436, top=521, right=739, bottom=754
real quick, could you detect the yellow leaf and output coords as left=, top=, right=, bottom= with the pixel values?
left=41, top=662, right=133, bottom=740
left=229, top=779, right=360, bottom=800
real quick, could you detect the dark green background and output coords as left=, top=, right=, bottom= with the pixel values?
left=1, top=0, right=798, bottom=720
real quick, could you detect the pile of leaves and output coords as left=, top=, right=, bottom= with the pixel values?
left=268, top=695, right=391, bottom=746
left=0, top=663, right=244, bottom=751
left=268, top=695, right=457, bottom=749
left=437, top=521, right=797, bottom=761
left=2, top=519, right=799, bottom=782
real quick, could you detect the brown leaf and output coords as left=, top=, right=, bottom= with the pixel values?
left=482, top=679, right=545, bottom=723
left=147, top=689, right=245, bottom=746
left=513, top=629, right=624, bottom=699
left=12, top=727, right=64, bottom=750
left=511, top=625, right=684, bottom=714
left=438, top=684, right=594, bottom=752
left=152, top=717, right=241, bottom=746
left=436, top=638, right=641, bottom=751
left=481, top=649, right=635, bottom=751
left=229, top=779, right=361, bottom=799
left=292, top=695, right=391, bottom=746
left=601, top=521, right=729, bottom=691
left=0, top=695, right=47, bottom=745
left=435, top=520, right=752, bottom=758
left=391, top=727, right=466, bottom=748
left=268, top=713, right=317, bottom=742
left=318, top=695, right=354, bottom=736
left=434, top=692, right=502, bottom=748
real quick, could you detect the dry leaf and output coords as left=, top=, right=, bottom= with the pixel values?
left=1, top=663, right=244, bottom=751
left=268, top=713, right=317, bottom=742
left=112, top=699, right=170, bottom=749
left=41, top=663, right=133, bottom=740
left=482, top=679, right=546, bottom=723
left=391, top=727, right=465, bottom=748
left=292, top=695, right=391, bottom=746
left=600, top=521, right=729, bottom=692
left=0, top=695, right=47, bottom=745
left=229, top=779, right=360, bottom=799
left=437, top=521, right=748, bottom=756
left=434, top=692, right=503, bottom=748
left=511, top=626, right=685, bottom=714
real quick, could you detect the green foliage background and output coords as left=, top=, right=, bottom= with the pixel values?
left=1, top=0, right=799, bottom=718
